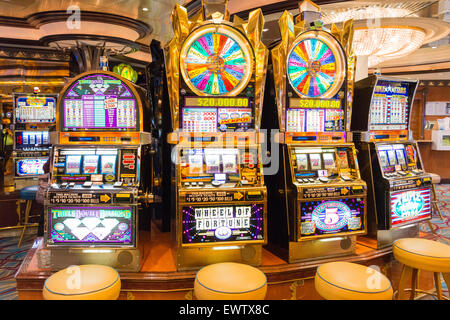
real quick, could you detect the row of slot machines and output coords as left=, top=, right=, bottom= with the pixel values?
left=12, top=1, right=433, bottom=272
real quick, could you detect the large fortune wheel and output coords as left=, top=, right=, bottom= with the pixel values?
left=287, top=31, right=346, bottom=99
left=180, top=24, right=254, bottom=96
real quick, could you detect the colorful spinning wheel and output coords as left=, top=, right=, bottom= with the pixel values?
left=180, top=25, right=254, bottom=96
left=287, top=31, right=345, bottom=99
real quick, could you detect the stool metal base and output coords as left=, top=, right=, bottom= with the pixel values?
left=37, top=247, right=140, bottom=272
left=288, top=236, right=356, bottom=263
left=175, top=244, right=262, bottom=271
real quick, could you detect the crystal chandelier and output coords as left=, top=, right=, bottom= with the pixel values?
left=353, top=26, right=426, bottom=67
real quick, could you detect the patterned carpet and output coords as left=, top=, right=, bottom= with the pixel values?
left=0, top=235, right=35, bottom=300
left=0, top=185, right=449, bottom=300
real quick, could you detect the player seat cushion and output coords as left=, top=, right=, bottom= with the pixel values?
left=428, top=173, right=441, bottom=184
left=43, top=264, right=121, bottom=300
left=393, top=238, right=450, bottom=273
left=194, top=262, right=267, bottom=300
left=315, top=261, right=393, bottom=300
left=19, top=185, right=39, bottom=200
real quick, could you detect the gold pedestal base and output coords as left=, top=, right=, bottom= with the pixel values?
left=288, top=236, right=356, bottom=263
left=37, top=247, right=140, bottom=272
left=176, top=244, right=262, bottom=271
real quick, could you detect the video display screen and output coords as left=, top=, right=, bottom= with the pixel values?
left=53, top=148, right=122, bottom=184
left=182, top=148, right=240, bottom=178
left=300, top=198, right=365, bottom=237
left=15, top=131, right=50, bottom=148
left=377, top=144, right=414, bottom=173
left=182, top=97, right=253, bottom=132
left=62, top=74, right=137, bottom=131
left=49, top=207, right=134, bottom=244
left=15, top=158, right=47, bottom=177
left=292, top=147, right=354, bottom=179
left=182, top=204, right=264, bottom=244
left=369, top=79, right=410, bottom=131
left=391, top=188, right=431, bottom=227
left=286, top=98, right=344, bottom=132
left=15, top=95, right=56, bottom=123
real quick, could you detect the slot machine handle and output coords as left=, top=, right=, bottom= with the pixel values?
left=266, top=151, right=271, bottom=157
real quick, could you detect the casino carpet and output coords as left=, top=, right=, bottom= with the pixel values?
left=0, top=185, right=449, bottom=300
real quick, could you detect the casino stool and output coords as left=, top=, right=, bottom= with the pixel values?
left=429, top=173, right=445, bottom=221
left=393, top=238, right=450, bottom=300
left=18, top=185, right=39, bottom=247
left=194, top=262, right=267, bottom=300
left=43, top=265, right=121, bottom=300
left=314, top=261, right=393, bottom=300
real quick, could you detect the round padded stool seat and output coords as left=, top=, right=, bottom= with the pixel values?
left=393, top=238, right=450, bottom=273
left=19, top=185, right=38, bottom=200
left=315, top=262, right=393, bottom=300
left=429, top=173, right=441, bottom=184
left=43, top=265, right=121, bottom=300
left=194, top=262, right=267, bottom=300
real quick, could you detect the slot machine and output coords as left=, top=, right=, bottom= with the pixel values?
left=351, top=75, right=432, bottom=249
left=12, top=92, right=58, bottom=189
left=266, top=2, right=367, bottom=262
left=164, top=2, right=268, bottom=270
left=38, top=71, right=152, bottom=271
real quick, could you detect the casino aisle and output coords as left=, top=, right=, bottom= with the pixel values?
left=0, top=0, right=450, bottom=302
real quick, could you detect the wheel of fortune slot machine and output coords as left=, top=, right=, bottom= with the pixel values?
left=351, top=75, right=433, bottom=249
left=265, top=1, right=368, bottom=263
left=12, top=92, right=58, bottom=189
left=37, top=70, right=153, bottom=272
left=164, top=1, right=268, bottom=270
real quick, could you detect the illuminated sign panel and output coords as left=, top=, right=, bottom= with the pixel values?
left=62, top=74, right=137, bottom=131
left=391, top=188, right=431, bottom=227
left=15, top=96, right=56, bottom=123
left=182, top=204, right=264, bottom=244
left=16, top=159, right=46, bottom=177
left=300, top=198, right=365, bottom=237
left=49, top=207, right=134, bottom=244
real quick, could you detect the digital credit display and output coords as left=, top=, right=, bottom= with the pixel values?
left=300, top=198, right=365, bottom=237
left=182, top=204, right=264, bottom=244
left=182, top=97, right=253, bottom=132
left=15, top=95, right=56, bottom=123
left=391, top=188, right=431, bottom=227
left=62, top=74, right=137, bottom=131
left=369, top=79, right=410, bottom=131
left=286, top=98, right=344, bottom=132
left=49, top=207, right=134, bottom=244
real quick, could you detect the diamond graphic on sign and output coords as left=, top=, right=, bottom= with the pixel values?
left=63, top=218, right=81, bottom=230
left=102, top=219, right=119, bottom=230
left=82, top=217, right=101, bottom=230
left=91, top=227, right=110, bottom=240
left=71, top=227, right=90, bottom=240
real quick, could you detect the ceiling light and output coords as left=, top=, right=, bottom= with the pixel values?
left=142, top=7, right=149, bottom=12
left=263, top=28, right=269, bottom=32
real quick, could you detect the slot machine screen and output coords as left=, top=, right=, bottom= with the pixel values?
left=395, top=146, right=407, bottom=166
left=296, top=154, right=309, bottom=171
left=53, top=148, right=123, bottom=184
left=369, top=80, right=410, bottom=131
left=48, top=207, right=135, bottom=245
left=15, top=131, right=50, bottom=149
left=14, top=95, right=56, bottom=123
left=300, top=198, right=365, bottom=238
left=391, top=188, right=431, bottom=227
left=378, top=144, right=410, bottom=173
left=61, top=74, right=138, bottom=131
left=286, top=98, right=344, bottom=132
left=16, top=158, right=47, bottom=177
left=181, top=204, right=264, bottom=244
left=309, top=154, right=322, bottom=170
left=182, top=97, right=253, bottom=132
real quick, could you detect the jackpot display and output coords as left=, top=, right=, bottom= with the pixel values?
left=12, top=93, right=58, bottom=188
left=165, top=3, right=268, bottom=270
left=62, top=74, right=137, bottom=131
left=266, top=7, right=367, bottom=262
left=40, top=71, right=152, bottom=272
left=352, top=76, right=432, bottom=248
